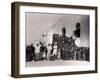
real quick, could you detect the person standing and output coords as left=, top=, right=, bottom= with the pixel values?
left=31, top=44, right=35, bottom=60
left=47, top=44, right=52, bottom=60
left=43, top=44, right=47, bottom=60
left=26, top=45, right=33, bottom=62
left=34, top=44, right=40, bottom=61
left=52, top=42, right=58, bottom=59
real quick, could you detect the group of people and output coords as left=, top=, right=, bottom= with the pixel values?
left=26, top=22, right=90, bottom=62
left=26, top=40, right=89, bottom=62
left=60, top=45, right=89, bottom=61
left=34, top=42, right=57, bottom=61
left=26, top=42, right=58, bottom=62
left=52, top=34, right=89, bottom=61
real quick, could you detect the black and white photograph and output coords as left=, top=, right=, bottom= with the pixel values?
left=11, top=2, right=97, bottom=78
left=25, top=13, right=90, bottom=67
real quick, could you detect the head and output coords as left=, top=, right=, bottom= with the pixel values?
left=37, top=43, right=39, bottom=46
left=76, top=22, right=80, bottom=30
left=31, top=43, right=33, bottom=47
left=48, top=43, right=51, bottom=46
left=54, top=42, right=57, bottom=45
left=40, top=42, right=42, bottom=45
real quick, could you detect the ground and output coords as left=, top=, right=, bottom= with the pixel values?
left=26, top=60, right=90, bottom=67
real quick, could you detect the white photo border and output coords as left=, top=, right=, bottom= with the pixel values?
left=19, top=5, right=96, bottom=75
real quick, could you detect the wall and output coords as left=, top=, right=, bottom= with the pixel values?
left=0, top=0, right=100, bottom=80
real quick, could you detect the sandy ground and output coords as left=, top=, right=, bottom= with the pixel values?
left=26, top=60, right=90, bottom=67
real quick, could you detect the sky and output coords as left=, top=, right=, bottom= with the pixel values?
left=25, top=12, right=89, bottom=47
